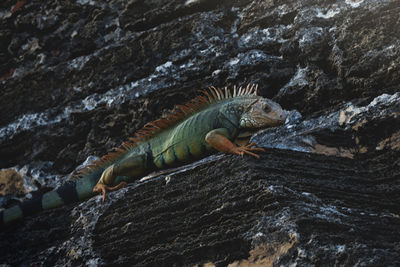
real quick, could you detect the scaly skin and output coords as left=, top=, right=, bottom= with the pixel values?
left=0, top=85, right=286, bottom=226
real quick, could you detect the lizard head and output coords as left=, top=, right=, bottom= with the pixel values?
left=239, top=97, right=286, bottom=129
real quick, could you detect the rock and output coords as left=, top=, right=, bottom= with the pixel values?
left=253, top=92, right=400, bottom=157
left=0, top=168, right=25, bottom=196
left=0, top=0, right=400, bottom=265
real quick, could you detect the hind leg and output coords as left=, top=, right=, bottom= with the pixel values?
left=93, top=154, right=147, bottom=201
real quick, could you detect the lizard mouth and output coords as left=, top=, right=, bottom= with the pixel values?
left=272, top=110, right=287, bottom=125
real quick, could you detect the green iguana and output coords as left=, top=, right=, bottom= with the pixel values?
left=0, top=84, right=286, bottom=226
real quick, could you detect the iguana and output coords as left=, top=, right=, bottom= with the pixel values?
left=0, top=84, right=286, bottom=226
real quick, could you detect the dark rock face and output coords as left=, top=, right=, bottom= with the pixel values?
left=0, top=0, right=399, bottom=265
left=92, top=149, right=400, bottom=266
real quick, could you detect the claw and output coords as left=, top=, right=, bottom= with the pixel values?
left=93, top=181, right=127, bottom=202
left=231, top=143, right=265, bottom=158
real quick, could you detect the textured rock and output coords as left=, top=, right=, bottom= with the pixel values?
left=0, top=0, right=399, bottom=265
left=0, top=168, right=25, bottom=196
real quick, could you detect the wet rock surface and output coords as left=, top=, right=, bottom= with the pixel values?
left=0, top=0, right=399, bottom=265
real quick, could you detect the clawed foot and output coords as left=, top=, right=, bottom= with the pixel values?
left=231, top=142, right=265, bottom=158
left=93, top=181, right=127, bottom=202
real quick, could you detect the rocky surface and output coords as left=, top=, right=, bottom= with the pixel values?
left=0, top=0, right=399, bottom=266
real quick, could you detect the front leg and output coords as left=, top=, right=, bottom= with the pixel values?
left=205, top=128, right=265, bottom=158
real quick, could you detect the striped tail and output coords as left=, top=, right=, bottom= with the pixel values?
left=0, top=169, right=103, bottom=227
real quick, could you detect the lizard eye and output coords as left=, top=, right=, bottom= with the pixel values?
left=263, top=104, right=271, bottom=112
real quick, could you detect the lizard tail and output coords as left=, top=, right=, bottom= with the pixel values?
left=0, top=169, right=103, bottom=227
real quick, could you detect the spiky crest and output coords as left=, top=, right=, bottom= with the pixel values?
left=74, top=84, right=258, bottom=177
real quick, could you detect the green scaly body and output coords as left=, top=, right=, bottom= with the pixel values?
left=113, top=99, right=239, bottom=178
left=0, top=85, right=286, bottom=226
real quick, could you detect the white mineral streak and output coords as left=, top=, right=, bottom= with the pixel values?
left=298, top=27, right=323, bottom=49
left=0, top=110, right=70, bottom=142
left=155, top=61, right=173, bottom=72
left=239, top=25, right=291, bottom=48
left=139, top=154, right=225, bottom=183
left=0, top=10, right=9, bottom=19
left=76, top=0, right=97, bottom=6
left=345, top=0, right=365, bottom=8
left=184, top=0, right=200, bottom=6
left=316, top=7, right=341, bottom=19
left=69, top=54, right=91, bottom=70
left=228, top=57, right=240, bottom=66
left=286, top=66, right=309, bottom=87
left=0, top=60, right=180, bottom=142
